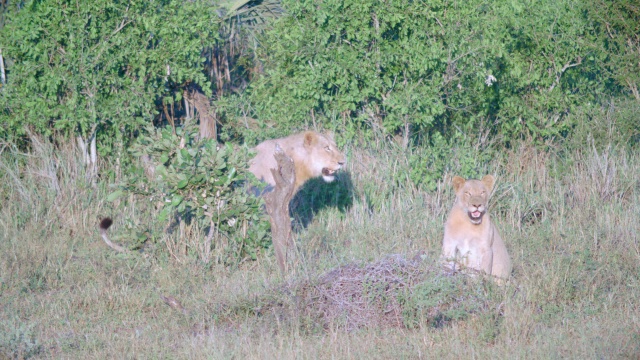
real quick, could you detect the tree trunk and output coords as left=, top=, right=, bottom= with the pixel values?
left=0, top=47, right=5, bottom=87
left=262, top=144, right=296, bottom=274
left=203, top=219, right=214, bottom=264
left=627, top=79, right=640, bottom=101
left=77, top=124, right=99, bottom=184
left=403, top=119, right=410, bottom=149
left=89, top=128, right=97, bottom=183
left=77, top=135, right=89, bottom=166
left=186, top=89, right=217, bottom=140
left=184, top=92, right=193, bottom=120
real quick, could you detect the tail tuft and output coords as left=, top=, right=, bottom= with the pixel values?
left=99, top=217, right=113, bottom=231
left=98, top=217, right=127, bottom=253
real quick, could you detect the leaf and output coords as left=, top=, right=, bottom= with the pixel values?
left=177, top=179, right=189, bottom=189
left=106, top=190, right=124, bottom=202
left=171, top=195, right=184, bottom=206
left=158, top=207, right=172, bottom=223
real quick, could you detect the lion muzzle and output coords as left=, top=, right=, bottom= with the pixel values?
left=321, top=159, right=345, bottom=183
left=467, top=201, right=486, bottom=225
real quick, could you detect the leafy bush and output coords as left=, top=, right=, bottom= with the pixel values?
left=113, top=124, right=270, bottom=264
left=399, top=274, right=492, bottom=329
left=402, top=132, right=497, bottom=191
left=249, top=0, right=634, bottom=144
left=0, top=0, right=218, bottom=148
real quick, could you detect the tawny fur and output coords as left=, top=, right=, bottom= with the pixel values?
left=248, top=131, right=346, bottom=193
left=441, top=175, right=512, bottom=282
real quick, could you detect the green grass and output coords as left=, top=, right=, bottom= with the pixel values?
left=1, top=128, right=639, bottom=359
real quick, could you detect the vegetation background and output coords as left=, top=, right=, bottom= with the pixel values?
left=0, top=0, right=639, bottom=358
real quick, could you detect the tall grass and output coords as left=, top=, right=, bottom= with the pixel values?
left=1, top=119, right=639, bottom=358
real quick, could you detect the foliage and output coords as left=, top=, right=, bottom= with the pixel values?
left=406, top=131, right=497, bottom=191
left=209, top=92, right=282, bottom=146
left=114, top=124, right=270, bottom=263
left=0, top=0, right=218, bottom=145
left=248, top=0, right=634, bottom=144
left=399, top=274, right=491, bottom=329
left=204, top=0, right=284, bottom=97
left=587, top=0, right=640, bottom=101
left=0, top=317, right=42, bottom=359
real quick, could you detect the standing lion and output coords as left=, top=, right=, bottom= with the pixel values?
left=441, top=175, right=512, bottom=282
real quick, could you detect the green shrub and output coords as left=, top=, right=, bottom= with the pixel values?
left=399, top=274, right=494, bottom=329
left=405, top=132, right=498, bottom=191
left=0, top=318, right=42, bottom=359
left=249, top=0, right=634, bottom=145
left=112, top=124, right=270, bottom=264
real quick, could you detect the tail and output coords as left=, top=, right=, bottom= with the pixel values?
left=99, top=218, right=128, bottom=253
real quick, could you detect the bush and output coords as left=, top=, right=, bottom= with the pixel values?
left=249, top=0, right=634, bottom=145
left=113, top=124, right=270, bottom=264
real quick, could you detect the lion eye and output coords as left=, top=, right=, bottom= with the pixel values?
left=325, top=146, right=332, bottom=152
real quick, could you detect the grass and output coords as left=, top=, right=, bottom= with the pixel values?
left=1, top=124, right=639, bottom=359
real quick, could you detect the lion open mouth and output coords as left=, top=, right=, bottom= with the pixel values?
left=322, top=168, right=337, bottom=176
left=468, top=210, right=483, bottom=224
left=322, top=168, right=338, bottom=182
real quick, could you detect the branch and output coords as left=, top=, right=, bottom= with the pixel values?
left=112, top=4, right=132, bottom=36
left=548, top=57, right=582, bottom=92
left=262, top=144, right=296, bottom=274
left=113, top=19, right=133, bottom=36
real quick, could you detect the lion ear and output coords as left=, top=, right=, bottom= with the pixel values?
left=303, top=131, right=317, bottom=147
left=481, top=175, right=495, bottom=192
left=452, top=176, right=466, bottom=192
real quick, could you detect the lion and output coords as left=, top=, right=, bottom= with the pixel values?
left=441, top=175, right=512, bottom=282
left=248, top=131, right=346, bottom=194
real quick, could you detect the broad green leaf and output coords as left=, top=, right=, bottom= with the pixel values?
left=177, top=179, right=189, bottom=189
left=106, top=190, right=124, bottom=202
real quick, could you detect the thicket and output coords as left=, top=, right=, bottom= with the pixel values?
left=250, top=0, right=639, bottom=145
left=0, top=0, right=218, bottom=143
left=117, top=124, right=270, bottom=263
left=2, top=0, right=638, bottom=145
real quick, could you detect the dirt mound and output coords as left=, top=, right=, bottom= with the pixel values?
left=218, top=254, right=497, bottom=331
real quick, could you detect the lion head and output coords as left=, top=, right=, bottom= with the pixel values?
left=452, top=175, right=495, bottom=225
left=300, top=131, right=346, bottom=184
left=248, top=131, right=346, bottom=194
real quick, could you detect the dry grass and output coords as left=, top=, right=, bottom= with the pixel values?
left=1, top=126, right=639, bottom=359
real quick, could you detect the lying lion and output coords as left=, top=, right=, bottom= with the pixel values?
left=441, top=175, right=512, bottom=282
left=248, top=131, right=346, bottom=194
